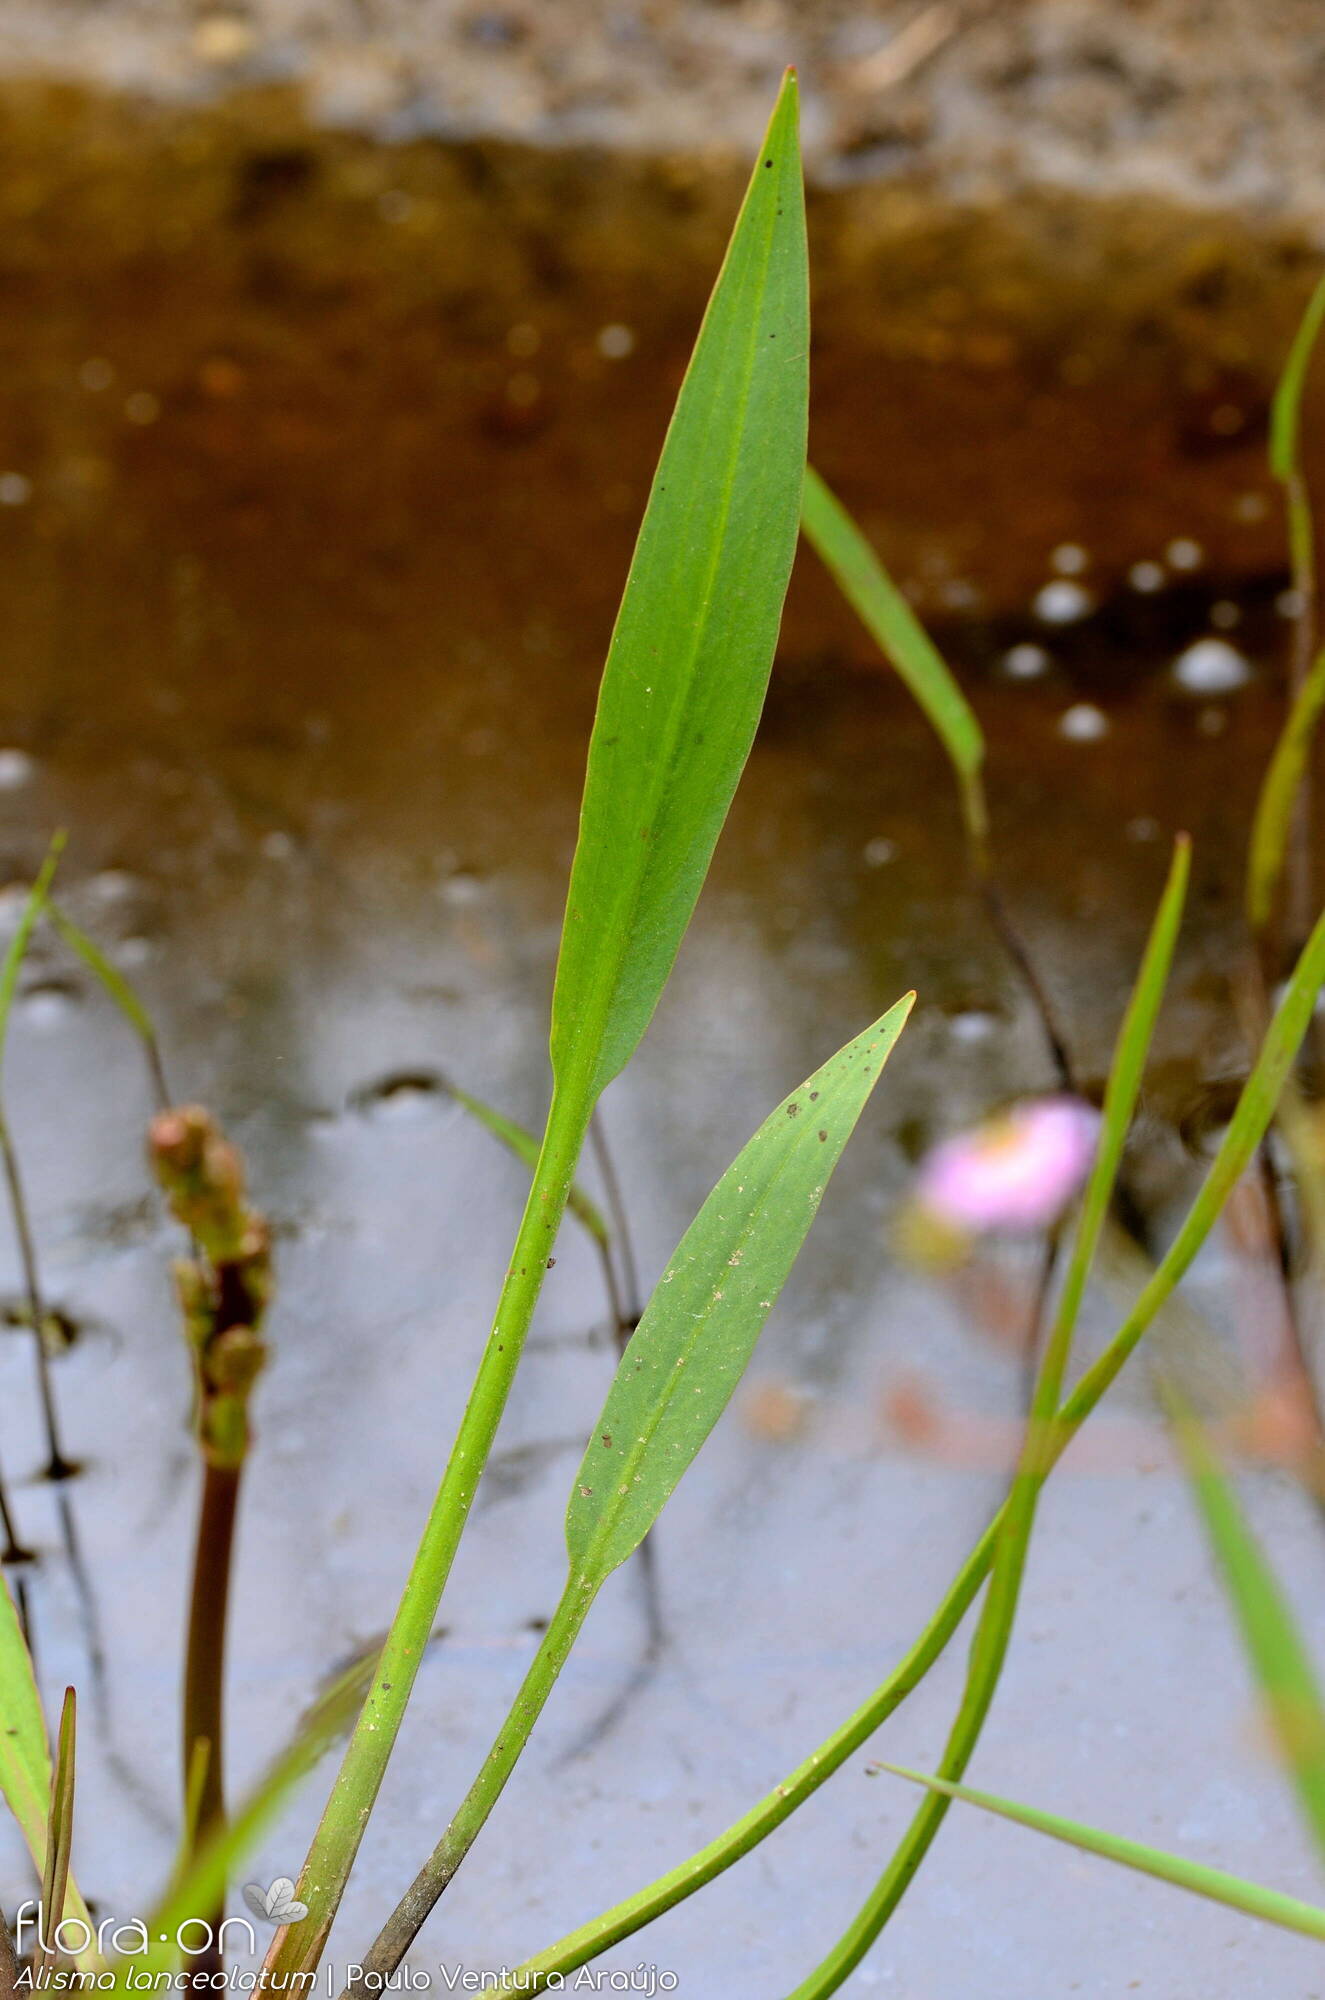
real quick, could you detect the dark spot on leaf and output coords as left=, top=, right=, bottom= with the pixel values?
left=764, top=159, right=773, bottom=168
left=601, top=1432, right=613, bottom=1449
left=818, top=1130, right=828, bottom=1142
left=786, top=1101, right=799, bottom=1116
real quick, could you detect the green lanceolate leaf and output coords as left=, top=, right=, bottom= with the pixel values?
left=263, top=77, right=812, bottom=1988
left=882, top=1764, right=1325, bottom=1946
left=340, top=997, right=915, bottom=1995
left=0, top=1583, right=96, bottom=1967
left=550, top=71, right=809, bottom=1107
left=567, top=995, right=913, bottom=1583
left=1168, top=1398, right=1325, bottom=1858
left=438, top=1078, right=610, bottom=1248
left=800, top=467, right=987, bottom=857
left=0, top=1574, right=54, bottom=1873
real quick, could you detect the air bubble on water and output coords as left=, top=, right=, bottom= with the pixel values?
left=20, top=981, right=82, bottom=1029
left=948, top=1010, right=998, bottom=1045
left=0, top=473, right=32, bottom=507
left=506, top=322, right=540, bottom=358
left=88, top=868, right=138, bottom=905
left=1050, top=543, right=1089, bottom=576
left=80, top=358, right=114, bottom=392
left=116, top=937, right=156, bottom=969
left=125, top=391, right=161, bottom=426
left=596, top=324, right=635, bottom=360
left=262, top=830, right=295, bottom=862
left=1277, top=588, right=1308, bottom=620
left=1001, top=642, right=1050, bottom=679
left=440, top=869, right=485, bottom=907
left=1234, top=490, right=1269, bottom=523
left=0, top=749, right=35, bottom=789
left=939, top=578, right=980, bottom=611
left=1165, top=537, right=1204, bottom=572
left=1058, top=703, right=1109, bottom=741
left=378, top=189, right=413, bottom=224
left=1128, top=560, right=1165, bottom=594
left=1034, top=580, right=1093, bottom=625
left=862, top=837, right=897, bottom=867
left=1210, top=600, right=1241, bottom=630
left=1197, top=706, right=1228, bottom=736
left=1126, top=816, right=1160, bottom=843
left=1173, top=637, right=1251, bottom=694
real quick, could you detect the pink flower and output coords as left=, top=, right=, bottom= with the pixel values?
left=914, top=1096, right=1101, bottom=1235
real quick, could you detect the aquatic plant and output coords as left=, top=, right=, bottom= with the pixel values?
left=2, top=64, right=1325, bottom=2000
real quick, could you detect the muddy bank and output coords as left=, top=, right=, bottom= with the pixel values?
left=0, top=78, right=1322, bottom=633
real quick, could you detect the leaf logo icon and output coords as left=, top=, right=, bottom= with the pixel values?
left=242, top=1878, right=309, bottom=1923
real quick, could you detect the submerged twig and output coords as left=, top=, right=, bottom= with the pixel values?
left=0, top=1112, right=75, bottom=1483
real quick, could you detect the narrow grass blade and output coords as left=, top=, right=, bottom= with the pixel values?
left=800, top=467, right=987, bottom=859
left=1271, top=273, right=1325, bottom=487
left=782, top=840, right=1189, bottom=2000
left=438, top=1077, right=609, bottom=1248
left=1253, top=272, right=1325, bottom=938
left=46, top=902, right=170, bottom=1108
left=551, top=73, right=809, bottom=1106
left=35, top=1690, right=76, bottom=1978
left=343, top=1000, right=913, bottom=1993
left=1168, top=1396, right=1325, bottom=1857
left=882, top=1764, right=1325, bottom=1945
left=569, top=996, right=913, bottom=1582
left=0, top=837, right=65, bottom=1059
left=1248, top=649, right=1325, bottom=932
left=265, top=75, right=810, bottom=1986
left=0, top=838, right=75, bottom=1481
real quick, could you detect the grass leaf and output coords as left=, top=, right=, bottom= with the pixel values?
left=1168, top=1397, right=1325, bottom=1858
left=800, top=467, right=987, bottom=858
left=782, top=840, right=1189, bottom=2000
left=1271, top=273, right=1325, bottom=486
left=550, top=72, right=809, bottom=1106
left=881, top=1764, right=1325, bottom=1946
left=46, top=902, right=170, bottom=1108
left=567, top=994, right=914, bottom=1582
left=1248, top=648, right=1325, bottom=933
left=36, top=1690, right=76, bottom=1979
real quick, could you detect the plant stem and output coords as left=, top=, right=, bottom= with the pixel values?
left=264, top=1092, right=591, bottom=1985
left=342, top=1576, right=598, bottom=1997
left=183, top=1461, right=240, bottom=1979
left=0, top=1111, right=73, bottom=1481
left=588, top=1116, right=642, bottom=1332
left=976, top=876, right=1076, bottom=1092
